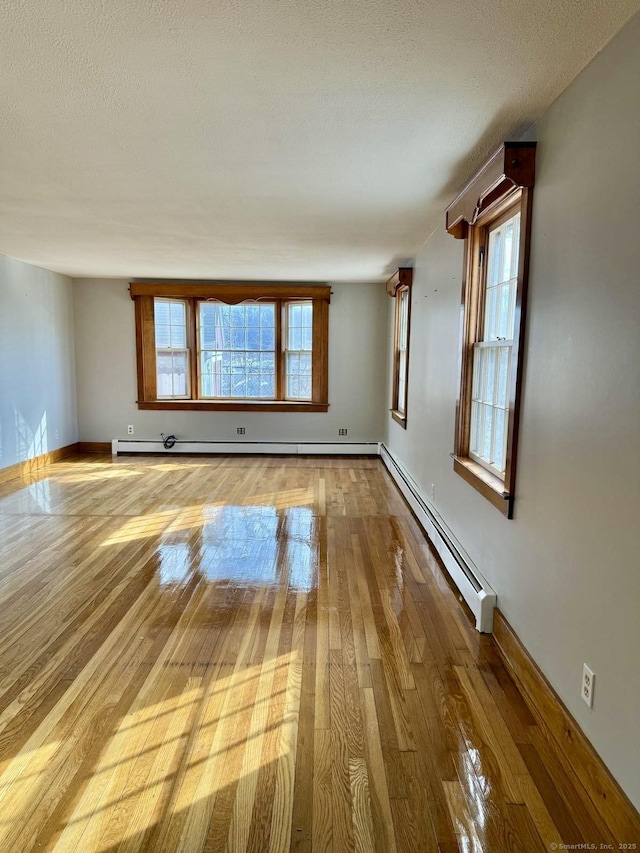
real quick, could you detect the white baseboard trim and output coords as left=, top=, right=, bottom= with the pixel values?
left=111, top=439, right=381, bottom=456
left=379, top=443, right=496, bottom=633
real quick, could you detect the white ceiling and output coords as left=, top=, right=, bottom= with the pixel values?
left=1, top=0, right=638, bottom=282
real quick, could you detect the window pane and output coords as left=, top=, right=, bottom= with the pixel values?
left=171, top=353, right=188, bottom=395
left=502, top=222, right=513, bottom=283
left=511, top=214, right=521, bottom=279
left=300, top=376, right=311, bottom=398
left=285, top=301, right=313, bottom=400
left=470, top=343, right=510, bottom=475
left=290, top=327, right=302, bottom=350
left=287, top=301, right=313, bottom=351
left=286, top=352, right=311, bottom=400
left=496, top=346, right=510, bottom=408
left=482, top=404, right=493, bottom=460
left=493, top=408, right=507, bottom=473
left=497, top=283, right=511, bottom=339
left=154, top=299, right=189, bottom=398
left=261, top=328, right=275, bottom=350
left=484, top=213, right=520, bottom=342
left=246, top=304, right=260, bottom=326
left=290, top=304, right=302, bottom=328
left=155, top=300, right=170, bottom=325
left=485, top=347, right=496, bottom=403
left=170, top=301, right=185, bottom=325
left=288, top=353, right=300, bottom=374
left=397, top=377, right=406, bottom=413
left=230, top=305, right=244, bottom=327
left=398, top=350, right=407, bottom=394
left=287, top=375, right=300, bottom=398
left=157, top=354, right=172, bottom=396
left=488, top=230, right=502, bottom=288
left=155, top=298, right=187, bottom=349
left=199, top=302, right=276, bottom=399
left=399, top=290, right=409, bottom=345
left=299, top=353, right=311, bottom=374
left=485, top=286, right=498, bottom=340
left=247, top=327, right=260, bottom=350
left=155, top=325, right=171, bottom=348
left=157, top=350, right=188, bottom=398
left=260, top=352, right=275, bottom=372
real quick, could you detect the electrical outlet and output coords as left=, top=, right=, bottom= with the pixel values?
left=582, top=663, right=595, bottom=708
left=237, top=427, right=246, bottom=435
left=127, top=425, right=134, bottom=435
left=338, top=428, right=348, bottom=436
left=430, top=483, right=435, bottom=501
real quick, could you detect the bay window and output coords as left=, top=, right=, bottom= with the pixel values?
left=131, top=283, right=330, bottom=412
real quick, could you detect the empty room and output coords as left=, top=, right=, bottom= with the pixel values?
left=1, top=1, right=639, bottom=851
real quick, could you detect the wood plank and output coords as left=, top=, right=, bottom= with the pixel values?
left=0, top=454, right=632, bottom=852
left=493, top=609, right=640, bottom=843
left=77, top=442, right=112, bottom=453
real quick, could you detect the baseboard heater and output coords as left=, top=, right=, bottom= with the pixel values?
left=111, top=439, right=380, bottom=456
left=379, top=443, right=496, bottom=633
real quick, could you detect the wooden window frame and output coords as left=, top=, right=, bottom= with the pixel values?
left=131, top=282, right=330, bottom=412
left=387, top=268, right=413, bottom=428
left=445, top=142, right=536, bottom=518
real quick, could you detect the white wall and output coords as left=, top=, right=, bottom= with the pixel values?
left=73, top=280, right=387, bottom=444
left=0, top=255, right=78, bottom=470
left=385, top=14, right=640, bottom=808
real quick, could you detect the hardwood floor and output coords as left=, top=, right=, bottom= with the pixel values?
left=0, top=454, right=623, bottom=851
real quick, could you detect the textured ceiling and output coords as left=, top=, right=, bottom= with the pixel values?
left=1, top=0, right=638, bottom=282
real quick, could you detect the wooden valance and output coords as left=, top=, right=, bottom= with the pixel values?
left=129, top=282, right=332, bottom=303
left=385, top=268, right=413, bottom=297
left=445, top=142, right=537, bottom=239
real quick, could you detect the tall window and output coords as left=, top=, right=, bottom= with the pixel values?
left=387, top=268, right=413, bottom=428
left=132, top=283, right=330, bottom=412
left=154, top=298, right=190, bottom=399
left=285, top=301, right=313, bottom=401
left=469, top=211, right=520, bottom=476
left=446, top=142, right=536, bottom=518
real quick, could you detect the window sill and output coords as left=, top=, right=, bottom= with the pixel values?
left=451, top=455, right=512, bottom=518
left=390, top=410, right=407, bottom=429
left=137, top=400, right=329, bottom=413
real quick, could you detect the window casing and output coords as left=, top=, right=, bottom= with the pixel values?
left=446, top=142, right=536, bottom=518
left=387, top=267, right=413, bottom=428
left=131, top=283, right=330, bottom=412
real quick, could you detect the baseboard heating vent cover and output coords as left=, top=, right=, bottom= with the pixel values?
left=111, top=439, right=380, bottom=457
